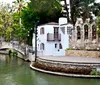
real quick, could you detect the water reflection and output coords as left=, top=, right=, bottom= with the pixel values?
left=0, top=54, right=100, bottom=85
left=33, top=71, right=100, bottom=85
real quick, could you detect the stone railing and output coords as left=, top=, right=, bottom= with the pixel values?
left=0, top=42, right=34, bottom=56
left=0, top=42, right=25, bottom=55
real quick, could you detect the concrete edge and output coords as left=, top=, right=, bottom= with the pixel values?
left=30, top=63, right=100, bottom=79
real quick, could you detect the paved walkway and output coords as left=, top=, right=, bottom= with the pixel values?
left=39, top=56, right=100, bottom=64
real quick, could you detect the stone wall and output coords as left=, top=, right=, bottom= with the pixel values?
left=66, top=50, right=100, bottom=58
left=34, top=58, right=100, bottom=75
left=69, top=18, right=100, bottom=50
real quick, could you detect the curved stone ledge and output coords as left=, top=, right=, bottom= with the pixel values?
left=37, top=57, right=100, bottom=68
left=30, top=64, right=100, bottom=78
left=30, top=57, right=100, bottom=78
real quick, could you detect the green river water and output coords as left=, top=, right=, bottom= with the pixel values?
left=0, top=54, right=100, bottom=85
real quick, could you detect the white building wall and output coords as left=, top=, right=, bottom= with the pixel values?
left=58, top=17, right=69, bottom=56
left=32, top=18, right=73, bottom=56
left=32, top=33, right=35, bottom=50
left=58, top=26, right=69, bottom=56
left=37, top=25, right=60, bottom=56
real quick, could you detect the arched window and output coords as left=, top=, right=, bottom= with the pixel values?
left=92, top=25, right=96, bottom=40
left=84, top=24, right=88, bottom=39
left=55, top=43, right=57, bottom=48
left=40, top=27, right=44, bottom=34
left=40, top=43, right=44, bottom=50
left=59, top=43, right=62, bottom=49
left=77, top=26, right=81, bottom=39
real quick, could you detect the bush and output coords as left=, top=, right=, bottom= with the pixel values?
left=97, top=29, right=100, bottom=37
left=8, top=50, right=18, bottom=56
left=90, top=69, right=100, bottom=75
left=66, top=48, right=73, bottom=51
left=8, top=49, right=12, bottom=56
left=12, top=51, right=18, bottom=56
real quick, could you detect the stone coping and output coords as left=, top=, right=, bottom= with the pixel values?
left=30, top=63, right=100, bottom=78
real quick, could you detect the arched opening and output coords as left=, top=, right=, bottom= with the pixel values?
left=59, top=43, right=62, bottom=49
left=84, top=24, right=88, bottom=39
left=40, top=27, right=44, bottom=34
left=92, top=25, right=96, bottom=40
left=40, top=43, right=44, bottom=50
left=77, top=26, right=81, bottom=39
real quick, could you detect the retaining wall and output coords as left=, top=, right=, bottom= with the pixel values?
left=65, top=50, right=100, bottom=58
left=34, top=57, right=100, bottom=75
left=36, top=58, right=100, bottom=68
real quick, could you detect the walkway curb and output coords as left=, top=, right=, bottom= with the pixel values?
left=30, top=63, right=100, bottom=79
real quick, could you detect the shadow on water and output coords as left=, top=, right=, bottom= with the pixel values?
left=0, top=54, right=100, bottom=85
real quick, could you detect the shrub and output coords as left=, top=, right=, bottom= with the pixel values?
left=97, top=29, right=100, bottom=37
left=90, top=69, right=100, bottom=75
left=12, top=51, right=18, bottom=56
left=8, top=49, right=12, bottom=56
left=66, top=48, right=73, bottom=51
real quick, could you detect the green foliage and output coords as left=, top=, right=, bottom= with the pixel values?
left=96, top=16, right=100, bottom=28
left=20, top=0, right=63, bottom=45
left=0, top=3, right=13, bottom=41
left=30, top=0, right=63, bottom=24
left=70, top=0, right=100, bottom=24
left=66, top=48, right=73, bottom=51
left=21, top=6, right=38, bottom=30
left=12, top=51, right=18, bottom=56
left=96, top=16, right=100, bottom=37
left=90, top=69, right=100, bottom=75
left=8, top=49, right=18, bottom=56
left=8, top=49, right=12, bottom=56
left=97, top=30, right=100, bottom=37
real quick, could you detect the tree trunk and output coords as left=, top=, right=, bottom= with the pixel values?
left=63, top=0, right=70, bottom=23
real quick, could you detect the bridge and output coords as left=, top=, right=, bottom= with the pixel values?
left=0, top=42, right=25, bottom=55
left=0, top=42, right=34, bottom=60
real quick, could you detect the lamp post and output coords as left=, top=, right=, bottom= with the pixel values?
left=34, top=21, right=39, bottom=62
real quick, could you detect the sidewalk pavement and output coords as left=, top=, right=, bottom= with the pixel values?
left=39, top=56, right=100, bottom=64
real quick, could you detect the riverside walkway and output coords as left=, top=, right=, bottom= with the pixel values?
left=38, top=56, right=100, bottom=64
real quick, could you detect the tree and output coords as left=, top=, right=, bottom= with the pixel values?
left=70, top=0, right=100, bottom=24
left=20, top=0, right=63, bottom=45
left=21, top=5, right=39, bottom=45
left=0, top=3, right=13, bottom=41
left=12, top=0, right=27, bottom=26
left=61, top=0, right=70, bottom=23
left=30, top=0, right=63, bottom=24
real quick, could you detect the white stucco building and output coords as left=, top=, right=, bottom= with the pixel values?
left=32, top=18, right=73, bottom=56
